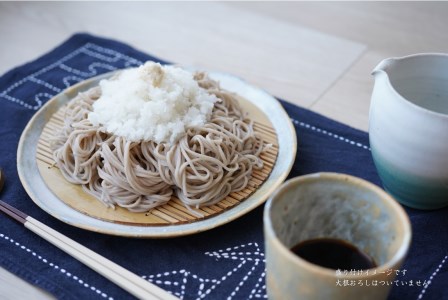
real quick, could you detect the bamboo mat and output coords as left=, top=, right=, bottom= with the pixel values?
left=36, top=101, right=278, bottom=226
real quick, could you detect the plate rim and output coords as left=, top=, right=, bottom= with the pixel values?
left=17, top=70, right=297, bottom=238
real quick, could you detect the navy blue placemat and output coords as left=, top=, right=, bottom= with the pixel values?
left=0, top=33, right=447, bottom=300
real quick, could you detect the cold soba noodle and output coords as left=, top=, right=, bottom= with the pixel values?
left=51, top=62, right=268, bottom=215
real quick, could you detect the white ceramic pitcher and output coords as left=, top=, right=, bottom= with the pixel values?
left=370, top=53, right=448, bottom=210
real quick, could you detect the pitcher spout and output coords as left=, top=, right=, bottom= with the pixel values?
left=372, top=58, right=396, bottom=77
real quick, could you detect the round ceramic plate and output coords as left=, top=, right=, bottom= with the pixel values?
left=17, top=71, right=297, bottom=238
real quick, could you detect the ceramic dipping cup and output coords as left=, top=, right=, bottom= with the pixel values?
left=264, top=173, right=411, bottom=300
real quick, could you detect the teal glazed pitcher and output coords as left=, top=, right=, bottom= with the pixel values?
left=370, top=53, right=448, bottom=210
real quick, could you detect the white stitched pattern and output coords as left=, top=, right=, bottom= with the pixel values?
left=228, top=260, right=259, bottom=300
left=62, top=76, right=85, bottom=88
left=1, top=93, right=37, bottom=110
left=0, top=43, right=143, bottom=110
left=0, top=47, right=84, bottom=95
left=28, top=77, right=62, bottom=93
left=142, top=242, right=267, bottom=300
left=0, top=232, right=113, bottom=300
left=81, top=43, right=141, bottom=66
left=249, top=271, right=267, bottom=299
left=59, top=62, right=117, bottom=77
left=291, top=118, right=371, bottom=150
left=417, top=255, right=448, bottom=299
left=34, top=93, right=54, bottom=109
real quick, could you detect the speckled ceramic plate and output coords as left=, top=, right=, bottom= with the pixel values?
left=17, top=70, right=296, bottom=238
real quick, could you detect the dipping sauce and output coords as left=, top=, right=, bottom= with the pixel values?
left=290, top=238, right=376, bottom=270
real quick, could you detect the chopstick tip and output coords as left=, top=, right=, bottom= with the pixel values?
left=0, top=200, right=28, bottom=224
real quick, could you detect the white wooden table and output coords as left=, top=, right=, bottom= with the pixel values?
left=0, top=2, right=447, bottom=299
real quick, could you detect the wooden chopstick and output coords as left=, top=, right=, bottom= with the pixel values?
left=0, top=200, right=178, bottom=300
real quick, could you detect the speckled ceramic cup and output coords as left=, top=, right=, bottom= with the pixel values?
left=264, top=173, right=411, bottom=300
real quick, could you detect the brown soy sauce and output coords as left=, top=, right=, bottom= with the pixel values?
left=290, top=238, right=376, bottom=270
